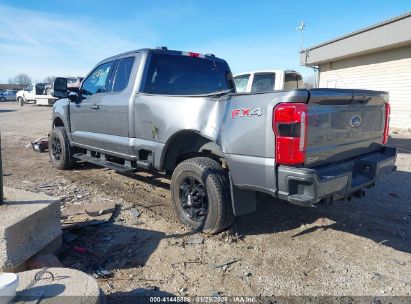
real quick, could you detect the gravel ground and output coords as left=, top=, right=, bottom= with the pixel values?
left=1, top=102, right=410, bottom=302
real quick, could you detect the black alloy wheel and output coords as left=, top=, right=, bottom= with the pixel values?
left=179, top=176, right=208, bottom=222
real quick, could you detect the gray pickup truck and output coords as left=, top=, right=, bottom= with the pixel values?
left=49, top=47, right=397, bottom=233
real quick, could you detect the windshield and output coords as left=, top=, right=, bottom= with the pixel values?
left=143, top=53, right=234, bottom=95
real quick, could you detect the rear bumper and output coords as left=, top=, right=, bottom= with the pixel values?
left=277, top=146, right=397, bottom=206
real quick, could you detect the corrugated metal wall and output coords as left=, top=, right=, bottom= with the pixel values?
left=319, top=45, right=411, bottom=129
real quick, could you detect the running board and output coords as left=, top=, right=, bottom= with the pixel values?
left=73, top=153, right=136, bottom=174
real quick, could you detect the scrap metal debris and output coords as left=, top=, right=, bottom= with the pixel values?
left=61, top=201, right=117, bottom=229
left=73, top=246, right=87, bottom=254
left=92, top=267, right=113, bottom=279
left=31, top=138, right=48, bottom=153
left=209, top=258, right=242, bottom=270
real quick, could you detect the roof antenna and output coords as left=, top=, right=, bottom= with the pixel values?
left=296, top=20, right=305, bottom=52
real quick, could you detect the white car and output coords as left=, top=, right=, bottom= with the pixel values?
left=233, top=70, right=304, bottom=93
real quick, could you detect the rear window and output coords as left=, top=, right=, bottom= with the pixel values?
left=284, top=73, right=304, bottom=90
left=143, top=53, right=234, bottom=95
left=251, top=73, right=275, bottom=93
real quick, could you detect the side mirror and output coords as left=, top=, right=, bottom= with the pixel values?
left=51, top=77, right=68, bottom=98
left=67, top=91, right=79, bottom=102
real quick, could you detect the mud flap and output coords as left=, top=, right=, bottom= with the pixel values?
left=229, top=173, right=256, bottom=216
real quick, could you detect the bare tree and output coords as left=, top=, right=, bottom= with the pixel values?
left=44, top=76, right=56, bottom=84
left=13, top=74, right=32, bottom=87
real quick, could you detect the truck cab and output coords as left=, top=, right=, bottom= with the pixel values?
left=233, top=70, right=304, bottom=93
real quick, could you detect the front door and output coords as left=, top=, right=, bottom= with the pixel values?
left=70, top=60, right=115, bottom=150
left=100, top=55, right=139, bottom=155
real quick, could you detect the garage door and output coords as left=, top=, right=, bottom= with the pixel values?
left=319, top=45, right=411, bottom=129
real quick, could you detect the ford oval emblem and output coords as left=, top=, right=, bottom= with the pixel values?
left=350, top=115, right=362, bottom=128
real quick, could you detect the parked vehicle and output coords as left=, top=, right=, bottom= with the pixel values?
left=16, top=85, right=36, bottom=104
left=16, top=83, right=57, bottom=105
left=234, top=70, right=304, bottom=93
left=0, top=90, right=17, bottom=101
left=49, top=48, right=397, bottom=234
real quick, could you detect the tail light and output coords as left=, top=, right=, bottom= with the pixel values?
left=273, top=103, right=308, bottom=165
left=382, top=102, right=390, bottom=144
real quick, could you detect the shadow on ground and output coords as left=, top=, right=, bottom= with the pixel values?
left=60, top=224, right=165, bottom=273
left=388, top=136, right=411, bottom=154
left=107, top=288, right=183, bottom=304
left=234, top=169, right=411, bottom=254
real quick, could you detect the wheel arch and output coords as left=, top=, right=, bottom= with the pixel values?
left=53, top=116, right=65, bottom=127
left=161, top=130, right=224, bottom=172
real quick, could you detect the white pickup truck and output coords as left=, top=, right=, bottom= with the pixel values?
left=234, top=70, right=304, bottom=93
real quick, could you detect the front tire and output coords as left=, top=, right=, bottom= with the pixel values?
left=48, top=127, right=75, bottom=170
left=171, top=157, right=234, bottom=234
left=17, top=96, right=24, bottom=106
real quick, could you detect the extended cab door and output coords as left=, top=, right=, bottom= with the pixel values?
left=100, top=55, right=140, bottom=155
left=70, top=60, right=115, bottom=150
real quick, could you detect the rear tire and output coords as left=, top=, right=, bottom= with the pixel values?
left=48, top=127, right=75, bottom=170
left=171, top=157, right=234, bottom=234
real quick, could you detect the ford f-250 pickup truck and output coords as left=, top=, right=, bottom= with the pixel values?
left=49, top=47, right=397, bottom=234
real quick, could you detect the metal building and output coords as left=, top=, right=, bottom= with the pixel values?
left=300, top=12, right=411, bottom=129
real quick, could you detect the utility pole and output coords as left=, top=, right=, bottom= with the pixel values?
left=296, top=20, right=306, bottom=52
left=0, top=133, right=3, bottom=204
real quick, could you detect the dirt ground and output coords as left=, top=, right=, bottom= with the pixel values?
left=1, top=102, right=410, bottom=302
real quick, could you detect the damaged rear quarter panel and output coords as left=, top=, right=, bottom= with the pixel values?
left=134, top=94, right=227, bottom=143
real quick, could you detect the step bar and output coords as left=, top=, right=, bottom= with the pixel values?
left=73, top=153, right=137, bottom=174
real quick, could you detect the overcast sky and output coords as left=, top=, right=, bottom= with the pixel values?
left=0, top=0, right=410, bottom=83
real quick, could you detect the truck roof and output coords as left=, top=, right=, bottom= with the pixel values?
left=234, top=70, right=302, bottom=77
left=98, top=48, right=227, bottom=65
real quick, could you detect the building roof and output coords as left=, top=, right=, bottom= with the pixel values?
left=0, top=84, right=25, bottom=90
left=300, top=11, right=411, bottom=66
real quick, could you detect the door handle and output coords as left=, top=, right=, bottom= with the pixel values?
left=90, top=104, right=99, bottom=110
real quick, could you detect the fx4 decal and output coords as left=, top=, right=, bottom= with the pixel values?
left=231, top=108, right=262, bottom=119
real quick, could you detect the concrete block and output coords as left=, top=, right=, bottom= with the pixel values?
left=16, top=267, right=103, bottom=304
left=0, top=187, right=62, bottom=271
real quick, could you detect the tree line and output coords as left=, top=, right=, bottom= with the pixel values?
left=7, top=74, right=56, bottom=86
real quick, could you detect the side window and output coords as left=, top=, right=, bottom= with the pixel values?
left=112, top=57, right=135, bottom=92
left=82, top=61, right=114, bottom=96
left=26, top=85, right=33, bottom=91
left=233, top=74, right=250, bottom=93
left=251, top=73, right=275, bottom=93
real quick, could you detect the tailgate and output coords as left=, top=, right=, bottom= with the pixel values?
left=305, top=89, right=388, bottom=167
